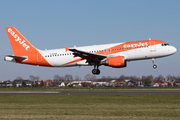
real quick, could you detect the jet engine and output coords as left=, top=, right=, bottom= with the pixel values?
left=100, top=56, right=127, bottom=68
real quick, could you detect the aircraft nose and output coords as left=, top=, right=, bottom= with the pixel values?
left=171, top=46, right=177, bottom=54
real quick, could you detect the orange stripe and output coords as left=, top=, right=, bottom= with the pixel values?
left=96, top=40, right=165, bottom=55
left=62, top=58, right=82, bottom=66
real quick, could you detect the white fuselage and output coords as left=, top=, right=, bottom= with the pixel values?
left=39, top=42, right=177, bottom=67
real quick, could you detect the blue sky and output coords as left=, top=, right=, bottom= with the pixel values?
left=0, top=0, right=179, bottom=80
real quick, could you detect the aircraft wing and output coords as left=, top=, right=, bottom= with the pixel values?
left=64, top=47, right=107, bottom=63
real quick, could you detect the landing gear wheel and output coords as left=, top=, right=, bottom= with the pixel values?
left=96, top=69, right=100, bottom=75
left=92, top=69, right=97, bottom=75
left=152, top=58, right=157, bottom=69
left=153, top=65, right=157, bottom=69
left=92, top=69, right=100, bottom=75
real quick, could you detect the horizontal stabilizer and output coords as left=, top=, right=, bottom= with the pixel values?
left=4, top=55, right=27, bottom=62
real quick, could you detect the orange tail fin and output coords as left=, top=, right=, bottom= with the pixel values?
left=5, top=27, right=52, bottom=67
left=5, top=27, right=37, bottom=56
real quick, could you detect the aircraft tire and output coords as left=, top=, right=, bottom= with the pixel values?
left=92, top=69, right=100, bottom=75
left=92, top=69, right=97, bottom=75
left=96, top=69, right=100, bottom=75
left=153, top=65, right=157, bottom=69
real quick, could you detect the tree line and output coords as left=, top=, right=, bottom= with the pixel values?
left=14, top=74, right=180, bottom=84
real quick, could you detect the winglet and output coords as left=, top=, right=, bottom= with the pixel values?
left=64, top=47, right=69, bottom=52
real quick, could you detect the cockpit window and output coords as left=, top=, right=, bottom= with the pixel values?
left=161, top=43, right=169, bottom=46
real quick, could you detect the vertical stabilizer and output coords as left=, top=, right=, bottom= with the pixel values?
left=5, top=27, right=37, bottom=56
left=5, top=26, right=51, bottom=67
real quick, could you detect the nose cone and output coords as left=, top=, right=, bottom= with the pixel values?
left=168, top=46, right=177, bottom=55
left=170, top=46, right=177, bottom=54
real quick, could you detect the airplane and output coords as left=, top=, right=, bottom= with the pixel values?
left=4, top=26, right=177, bottom=75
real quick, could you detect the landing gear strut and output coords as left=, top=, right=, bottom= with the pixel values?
left=92, top=65, right=100, bottom=75
left=152, top=58, right=157, bottom=69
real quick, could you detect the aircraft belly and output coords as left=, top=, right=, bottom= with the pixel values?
left=76, top=60, right=89, bottom=66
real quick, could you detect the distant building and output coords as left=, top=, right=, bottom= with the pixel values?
left=0, top=80, right=6, bottom=87
left=151, top=81, right=159, bottom=87
left=127, top=81, right=137, bottom=87
left=44, top=80, right=53, bottom=86
left=92, top=82, right=106, bottom=87
left=175, top=82, right=180, bottom=87
left=119, top=81, right=126, bottom=87
left=160, top=82, right=168, bottom=87
left=59, top=82, right=65, bottom=87
left=13, top=80, right=32, bottom=87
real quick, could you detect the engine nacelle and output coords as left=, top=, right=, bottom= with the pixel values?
left=100, top=56, right=126, bottom=68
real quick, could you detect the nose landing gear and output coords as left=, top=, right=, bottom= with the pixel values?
left=153, top=64, right=157, bottom=69
left=152, top=58, right=157, bottom=69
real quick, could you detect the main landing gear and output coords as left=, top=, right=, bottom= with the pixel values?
left=92, top=65, right=100, bottom=75
left=152, top=58, right=157, bottom=69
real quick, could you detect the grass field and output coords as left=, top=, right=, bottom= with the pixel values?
left=0, top=87, right=180, bottom=92
left=0, top=94, right=180, bottom=120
